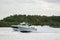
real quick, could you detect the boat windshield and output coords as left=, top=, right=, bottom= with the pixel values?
left=22, top=24, right=27, bottom=26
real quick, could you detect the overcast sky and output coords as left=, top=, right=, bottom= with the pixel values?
left=0, top=0, right=60, bottom=19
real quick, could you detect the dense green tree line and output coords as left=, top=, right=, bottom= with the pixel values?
left=0, top=14, right=60, bottom=28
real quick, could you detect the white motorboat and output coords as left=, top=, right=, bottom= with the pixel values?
left=11, top=22, right=37, bottom=33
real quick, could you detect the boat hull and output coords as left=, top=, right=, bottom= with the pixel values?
left=12, top=26, right=36, bottom=32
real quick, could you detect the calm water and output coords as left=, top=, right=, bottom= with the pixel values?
left=0, top=25, right=60, bottom=33
left=0, top=26, right=60, bottom=40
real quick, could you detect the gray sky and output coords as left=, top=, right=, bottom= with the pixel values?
left=0, top=0, right=60, bottom=19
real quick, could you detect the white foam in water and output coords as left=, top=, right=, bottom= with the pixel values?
left=31, top=25, right=60, bottom=33
left=0, top=26, right=60, bottom=33
left=0, top=26, right=60, bottom=40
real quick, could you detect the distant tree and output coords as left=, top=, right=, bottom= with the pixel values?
left=0, top=14, right=60, bottom=27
